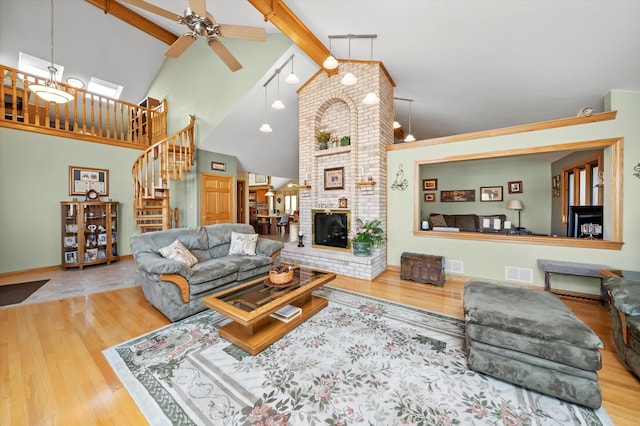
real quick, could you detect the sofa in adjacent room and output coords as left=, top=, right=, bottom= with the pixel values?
left=131, top=223, right=284, bottom=321
left=428, top=213, right=507, bottom=232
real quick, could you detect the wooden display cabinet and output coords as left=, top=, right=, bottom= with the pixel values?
left=61, top=201, right=119, bottom=269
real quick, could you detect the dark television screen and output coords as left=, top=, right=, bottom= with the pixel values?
left=567, top=205, right=603, bottom=238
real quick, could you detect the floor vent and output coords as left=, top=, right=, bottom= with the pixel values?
left=505, top=266, right=534, bottom=283
left=445, top=259, right=464, bottom=274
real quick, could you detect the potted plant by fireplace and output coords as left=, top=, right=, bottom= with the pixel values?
left=316, top=131, right=331, bottom=150
left=349, top=218, right=385, bottom=256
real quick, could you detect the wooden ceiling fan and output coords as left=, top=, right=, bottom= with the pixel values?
left=120, top=0, right=266, bottom=71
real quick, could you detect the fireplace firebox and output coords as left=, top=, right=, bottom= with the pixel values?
left=312, top=209, right=350, bottom=250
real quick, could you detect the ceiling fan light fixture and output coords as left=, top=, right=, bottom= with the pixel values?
left=29, top=0, right=74, bottom=104
left=362, top=91, right=380, bottom=105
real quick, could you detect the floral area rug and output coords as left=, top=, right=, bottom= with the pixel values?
left=103, top=287, right=612, bottom=425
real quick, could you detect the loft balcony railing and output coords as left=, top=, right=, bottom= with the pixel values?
left=1, top=64, right=166, bottom=149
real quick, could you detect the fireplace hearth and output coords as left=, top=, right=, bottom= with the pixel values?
left=312, top=210, right=350, bottom=250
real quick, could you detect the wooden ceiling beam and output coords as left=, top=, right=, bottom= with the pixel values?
left=247, top=0, right=331, bottom=71
left=85, top=0, right=178, bottom=46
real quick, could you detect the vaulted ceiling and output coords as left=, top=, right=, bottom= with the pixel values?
left=1, top=1, right=639, bottom=181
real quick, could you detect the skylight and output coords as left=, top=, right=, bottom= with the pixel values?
left=87, top=77, right=123, bottom=99
left=18, top=52, right=64, bottom=82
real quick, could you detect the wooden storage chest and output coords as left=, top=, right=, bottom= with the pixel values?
left=400, top=252, right=445, bottom=286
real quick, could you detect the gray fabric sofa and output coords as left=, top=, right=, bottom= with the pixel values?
left=131, top=224, right=284, bottom=322
left=603, top=275, right=640, bottom=378
left=463, top=281, right=604, bottom=409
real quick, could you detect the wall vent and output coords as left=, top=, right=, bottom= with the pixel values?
left=445, top=259, right=464, bottom=274
left=505, top=266, right=534, bottom=283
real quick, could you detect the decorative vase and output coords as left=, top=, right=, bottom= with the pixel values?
left=352, top=241, right=372, bottom=256
left=340, top=136, right=350, bottom=146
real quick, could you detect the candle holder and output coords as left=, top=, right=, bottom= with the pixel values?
left=297, top=234, right=304, bottom=247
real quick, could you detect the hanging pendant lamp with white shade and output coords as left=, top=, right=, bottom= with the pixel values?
left=362, top=36, right=379, bottom=105
left=323, top=38, right=339, bottom=70
left=28, top=0, right=74, bottom=104
left=259, top=85, right=272, bottom=133
left=285, top=55, right=299, bottom=84
left=341, top=35, right=358, bottom=86
left=403, top=98, right=416, bottom=142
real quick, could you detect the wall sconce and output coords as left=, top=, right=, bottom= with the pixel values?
left=259, top=85, right=272, bottom=133
left=362, top=36, right=380, bottom=105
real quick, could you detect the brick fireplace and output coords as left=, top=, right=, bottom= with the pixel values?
left=280, top=61, right=395, bottom=279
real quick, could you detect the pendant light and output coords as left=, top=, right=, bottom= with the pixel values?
left=259, top=85, right=272, bottom=133
left=323, top=38, right=339, bottom=70
left=271, top=71, right=285, bottom=110
left=393, top=97, right=401, bottom=129
left=285, top=55, right=299, bottom=84
left=28, top=0, right=74, bottom=104
left=341, top=35, right=357, bottom=86
left=404, top=98, right=416, bottom=142
left=362, top=37, right=379, bottom=105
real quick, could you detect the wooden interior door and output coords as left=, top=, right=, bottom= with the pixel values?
left=200, top=173, right=234, bottom=225
left=236, top=180, right=246, bottom=223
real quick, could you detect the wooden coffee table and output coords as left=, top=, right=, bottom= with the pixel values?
left=203, top=265, right=335, bottom=355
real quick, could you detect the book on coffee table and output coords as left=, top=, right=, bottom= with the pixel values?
left=270, top=305, right=302, bottom=322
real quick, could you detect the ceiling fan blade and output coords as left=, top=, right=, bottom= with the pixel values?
left=165, top=34, right=197, bottom=58
left=208, top=38, right=243, bottom=72
left=189, top=0, right=207, bottom=17
left=120, top=0, right=181, bottom=22
left=218, top=24, right=267, bottom=42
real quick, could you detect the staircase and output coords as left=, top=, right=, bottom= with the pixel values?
left=132, top=115, right=196, bottom=232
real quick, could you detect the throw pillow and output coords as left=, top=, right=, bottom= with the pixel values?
left=159, top=239, right=199, bottom=267
left=429, top=214, right=448, bottom=227
left=228, top=231, right=258, bottom=256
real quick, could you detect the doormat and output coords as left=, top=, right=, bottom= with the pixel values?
left=0, top=280, right=49, bottom=306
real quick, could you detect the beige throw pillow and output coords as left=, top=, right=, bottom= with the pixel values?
left=159, top=239, right=199, bottom=267
left=228, top=231, right=258, bottom=256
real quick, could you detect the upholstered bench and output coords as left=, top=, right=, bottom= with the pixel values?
left=537, top=259, right=611, bottom=304
left=463, top=281, right=605, bottom=409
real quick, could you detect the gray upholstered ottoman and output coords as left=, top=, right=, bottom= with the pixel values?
left=463, top=281, right=605, bottom=409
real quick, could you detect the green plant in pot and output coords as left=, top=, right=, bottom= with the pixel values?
left=316, top=132, right=331, bottom=150
left=340, top=136, right=350, bottom=146
left=349, top=218, right=385, bottom=256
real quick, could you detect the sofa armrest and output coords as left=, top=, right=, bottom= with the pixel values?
left=134, top=252, right=192, bottom=278
left=604, top=276, right=640, bottom=316
left=255, top=239, right=285, bottom=258
left=160, top=274, right=191, bottom=303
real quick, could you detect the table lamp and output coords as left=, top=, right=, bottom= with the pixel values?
left=507, top=200, right=524, bottom=229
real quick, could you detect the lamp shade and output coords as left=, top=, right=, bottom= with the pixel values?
left=341, top=72, right=357, bottom=86
left=507, top=200, right=524, bottom=210
left=323, top=55, right=339, bottom=69
left=362, top=92, right=380, bottom=105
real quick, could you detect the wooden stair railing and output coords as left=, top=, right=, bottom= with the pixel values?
left=1, top=64, right=167, bottom=149
left=132, top=115, right=195, bottom=232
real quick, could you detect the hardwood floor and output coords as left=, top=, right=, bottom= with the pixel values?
left=2, top=260, right=639, bottom=425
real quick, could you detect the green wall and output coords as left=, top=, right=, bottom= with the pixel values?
left=387, top=90, right=640, bottom=295
left=0, top=128, right=140, bottom=273
left=145, top=33, right=292, bottom=227
left=420, top=157, right=550, bottom=233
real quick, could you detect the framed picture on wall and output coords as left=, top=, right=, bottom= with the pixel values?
left=508, top=181, right=523, bottom=194
left=440, top=189, right=475, bottom=202
left=324, top=167, right=345, bottom=190
left=422, top=178, right=438, bottom=191
left=424, top=193, right=436, bottom=202
left=480, top=186, right=503, bottom=202
left=69, top=166, right=109, bottom=196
